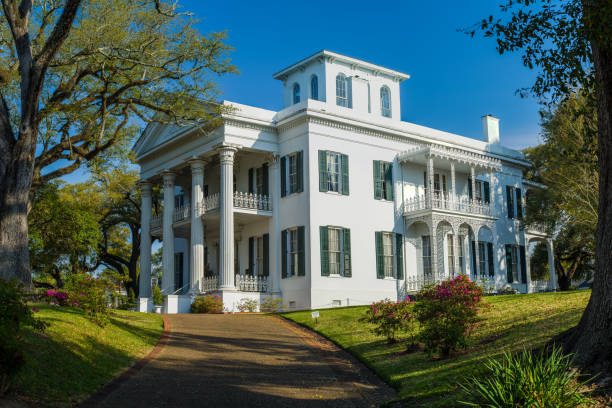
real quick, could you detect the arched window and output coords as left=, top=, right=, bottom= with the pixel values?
left=310, top=75, right=318, bottom=100
left=336, top=74, right=348, bottom=107
left=380, top=86, right=391, bottom=117
left=293, top=83, right=300, bottom=104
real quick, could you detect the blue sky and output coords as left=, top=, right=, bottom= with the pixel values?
left=182, top=0, right=544, bottom=150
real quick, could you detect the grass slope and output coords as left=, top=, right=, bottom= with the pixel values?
left=283, top=290, right=590, bottom=407
left=12, top=304, right=163, bottom=406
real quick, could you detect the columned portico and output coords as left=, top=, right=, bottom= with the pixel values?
left=139, top=181, right=153, bottom=298
left=190, top=159, right=205, bottom=294
left=162, top=171, right=176, bottom=293
left=219, top=146, right=238, bottom=290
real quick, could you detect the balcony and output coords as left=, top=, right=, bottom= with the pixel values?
left=199, top=274, right=269, bottom=293
left=403, top=193, right=492, bottom=217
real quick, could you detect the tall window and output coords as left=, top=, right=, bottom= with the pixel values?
left=506, top=186, right=523, bottom=219
left=256, top=237, right=264, bottom=276
left=458, top=235, right=465, bottom=273
left=293, top=83, right=300, bottom=104
left=327, top=152, right=341, bottom=192
left=373, top=160, right=393, bottom=201
left=328, top=227, right=341, bottom=275
left=311, top=75, right=318, bottom=100
left=380, top=86, right=391, bottom=117
left=256, top=167, right=264, bottom=195
left=289, top=229, right=299, bottom=277
left=422, top=236, right=432, bottom=277
left=383, top=232, right=394, bottom=278
left=511, top=246, right=519, bottom=282
left=288, top=154, right=298, bottom=193
left=281, top=151, right=303, bottom=197
left=447, top=234, right=455, bottom=276
left=478, top=242, right=486, bottom=276
left=336, top=74, right=348, bottom=107
left=475, top=180, right=483, bottom=202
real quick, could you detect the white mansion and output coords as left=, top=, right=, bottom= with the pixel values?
left=134, top=50, right=556, bottom=313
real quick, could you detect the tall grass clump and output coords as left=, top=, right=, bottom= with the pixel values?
left=460, top=346, right=592, bottom=408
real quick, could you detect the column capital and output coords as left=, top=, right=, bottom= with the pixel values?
left=266, top=152, right=281, bottom=168
left=218, top=147, right=238, bottom=165
left=189, top=158, right=207, bottom=172
left=137, top=180, right=153, bottom=196
left=162, top=171, right=176, bottom=184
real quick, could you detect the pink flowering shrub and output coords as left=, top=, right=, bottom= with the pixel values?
left=44, top=289, right=69, bottom=306
left=65, top=273, right=114, bottom=327
left=191, top=294, right=224, bottom=313
left=415, top=275, right=485, bottom=357
left=362, top=299, right=417, bottom=344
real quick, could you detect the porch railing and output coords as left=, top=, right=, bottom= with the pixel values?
left=151, top=214, right=162, bottom=230
left=174, top=205, right=190, bottom=222
left=235, top=274, right=269, bottom=292
left=200, top=276, right=218, bottom=292
left=233, top=192, right=272, bottom=211
left=403, top=194, right=491, bottom=216
left=531, top=280, right=553, bottom=292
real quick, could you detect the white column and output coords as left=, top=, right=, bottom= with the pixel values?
left=219, top=146, right=237, bottom=290
left=427, top=156, right=434, bottom=206
left=450, top=161, right=456, bottom=206
left=189, top=159, right=205, bottom=294
left=430, top=223, right=438, bottom=281
left=547, top=239, right=557, bottom=291
left=470, top=166, right=476, bottom=202
left=162, top=172, right=175, bottom=294
left=474, top=238, right=480, bottom=280
left=269, top=155, right=281, bottom=295
left=138, top=181, right=153, bottom=298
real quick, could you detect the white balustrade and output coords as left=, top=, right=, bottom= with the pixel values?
left=202, top=193, right=219, bottom=213
left=200, top=276, right=218, bottom=292
left=151, top=214, right=162, bottom=230
left=403, top=193, right=491, bottom=216
left=173, top=205, right=190, bottom=222
left=233, top=192, right=272, bottom=211
left=531, top=280, right=553, bottom=292
left=403, top=275, right=441, bottom=292
left=235, top=274, right=269, bottom=292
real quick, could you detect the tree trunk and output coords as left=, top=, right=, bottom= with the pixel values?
left=0, top=129, right=37, bottom=286
left=555, top=7, right=612, bottom=375
left=557, top=273, right=572, bottom=291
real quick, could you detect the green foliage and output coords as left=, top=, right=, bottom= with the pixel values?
left=191, top=294, right=223, bottom=314
left=362, top=299, right=417, bottom=344
left=65, top=274, right=114, bottom=327
left=237, top=298, right=258, bottom=312
left=152, top=285, right=163, bottom=306
left=415, top=275, right=486, bottom=357
left=260, top=297, right=283, bottom=313
left=460, top=347, right=592, bottom=407
left=0, top=279, right=47, bottom=395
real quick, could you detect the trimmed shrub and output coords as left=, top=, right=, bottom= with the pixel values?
left=460, top=347, right=592, bottom=407
left=415, top=275, right=485, bottom=356
left=237, top=298, right=258, bottom=312
left=65, top=273, right=114, bottom=327
left=191, top=294, right=223, bottom=313
left=0, top=279, right=47, bottom=395
left=362, top=298, right=417, bottom=344
left=152, top=285, right=163, bottom=306
left=260, top=297, right=283, bottom=313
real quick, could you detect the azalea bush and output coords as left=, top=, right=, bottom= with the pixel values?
left=0, top=279, right=47, bottom=395
left=362, top=299, right=417, bottom=344
left=415, top=275, right=485, bottom=356
left=260, top=297, right=283, bottom=313
left=65, top=274, right=114, bottom=327
left=237, top=298, right=259, bottom=312
left=44, top=289, right=69, bottom=306
left=191, top=294, right=224, bottom=313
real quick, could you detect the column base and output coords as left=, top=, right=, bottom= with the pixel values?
left=138, top=297, right=153, bottom=313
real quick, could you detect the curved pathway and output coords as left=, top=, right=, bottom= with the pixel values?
left=83, top=314, right=395, bottom=408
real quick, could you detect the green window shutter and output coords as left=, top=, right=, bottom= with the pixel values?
left=487, top=242, right=494, bottom=277
left=280, top=156, right=287, bottom=197
left=516, top=188, right=523, bottom=218
left=297, top=150, right=304, bottom=193
left=248, top=236, right=255, bottom=275
left=375, top=231, right=384, bottom=279
left=297, top=226, right=305, bottom=276
left=281, top=230, right=287, bottom=278
left=248, top=168, right=254, bottom=194
left=396, top=233, right=404, bottom=280
left=343, top=228, right=351, bottom=277
left=468, top=177, right=473, bottom=199
left=262, top=164, right=269, bottom=196
left=506, top=245, right=513, bottom=283
left=471, top=240, right=477, bottom=277
left=373, top=160, right=382, bottom=200
left=341, top=154, right=349, bottom=195
left=263, top=233, right=270, bottom=277
left=506, top=186, right=514, bottom=219
left=384, top=162, right=393, bottom=201
left=519, top=245, right=527, bottom=283
left=320, top=226, right=329, bottom=276
left=318, top=150, right=328, bottom=192
left=484, top=181, right=490, bottom=204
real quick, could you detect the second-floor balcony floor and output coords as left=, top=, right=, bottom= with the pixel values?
left=402, top=192, right=492, bottom=218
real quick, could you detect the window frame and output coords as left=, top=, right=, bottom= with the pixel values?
left=326, top=151, right=341, bottom=193
left=336, top=74, right=348, bottom=107
left=288, top=228, right=299, bottom=278
left=382, top=232, right=395, bottom=278
left=511, top=245, right=519, bottom=283
left=422, top=235, right=432, bottom=277
left=256, top=236, right=264, bottom=277
left=292, top=83, right=300, bottom=104
left=328, top=227, right=342, bottom=276
left=447, top=234, right=456, bottom=277
left=288, top=153, right=298, bottom=194
left=311, top=75, right=318, bottom=100
left=458, top=234, right=465, bottom=274
left=478, top=242, right=487, bottom=276
left=380, top=86, right=392, bottom=117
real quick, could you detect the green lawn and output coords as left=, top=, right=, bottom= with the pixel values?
left=12, top=304, right=163, bottom=406
left=282, top=290, right=591, bottom=407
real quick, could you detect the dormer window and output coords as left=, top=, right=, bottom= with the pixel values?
left=293, top=83, right=300, bottom=104
left=380, top=86, right=391, bottom=118
left=336, top=74, right=349, bottom=107
left=311, top=75, right=318, bottom=100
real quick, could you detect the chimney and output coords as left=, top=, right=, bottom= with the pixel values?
left=481, top=115, right=500, bottom=144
